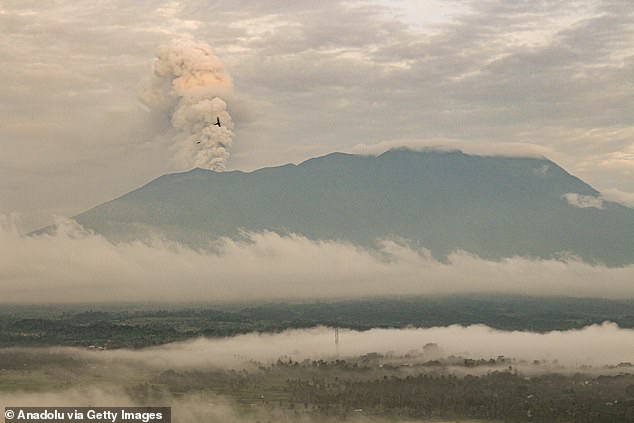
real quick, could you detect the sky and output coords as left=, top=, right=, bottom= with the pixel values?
left=1, top=0, right=634, bottom=231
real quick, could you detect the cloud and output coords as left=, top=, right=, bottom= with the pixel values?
left=92, top=323, right=634, bottom=369
left=2, top=0, right=634, bottom=233
left=1, top=217, right=634, bottom=304
left=564, top=187, right=634, bottom=210
left=600, top=188, right=634, bottom=208
left=562, top=193, right=604, bottom=209
left=350, top=138, right=550, bottom=158
left=1, top=323, right=632, bottom=422
left=4, top=323, right=634, bottom=372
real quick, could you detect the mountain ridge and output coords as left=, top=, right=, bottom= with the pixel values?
left=52, top=148, right=633, bottom=265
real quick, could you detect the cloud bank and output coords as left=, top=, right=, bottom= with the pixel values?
left=90, top=323, right=634, bottom=369
left=1, top=217, right=633, bottom=304
left=350, top=138, right=550, bottom=159
left=2, top=323, right=633, bottom=422
left=4, top=323, right=634, bottom=372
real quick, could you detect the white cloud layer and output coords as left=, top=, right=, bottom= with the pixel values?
left=1, top=217, right=633, bottom=304
left=90, top=323, right=634, bottom=369
left=2, top=323, right=633, bottom=421
left=350, top=138, right=551, bottom=158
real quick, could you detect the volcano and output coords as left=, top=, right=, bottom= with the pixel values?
left=64, top=149, right=634, bottom=265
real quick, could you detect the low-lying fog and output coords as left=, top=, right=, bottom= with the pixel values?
left=1, top=216, right=634, bottom=303
left=22, top=323, right=634, bottom=370
left=2, top=324, right=632, bottom=422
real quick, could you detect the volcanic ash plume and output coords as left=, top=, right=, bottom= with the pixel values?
left=140, top=40, right=235, bottom=171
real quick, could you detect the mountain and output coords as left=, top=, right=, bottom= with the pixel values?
left=68, top=149, right=634, bottom=265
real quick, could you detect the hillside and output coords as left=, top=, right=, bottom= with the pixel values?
left=70, top=149, right=634, bottom=265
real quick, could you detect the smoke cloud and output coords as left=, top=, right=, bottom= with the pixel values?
left=139, top=40, right=235, bottom=171
left=2, top=216, right=634, bottom=304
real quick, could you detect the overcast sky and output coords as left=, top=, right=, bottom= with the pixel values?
left=1, top=0, right=633, bottom=231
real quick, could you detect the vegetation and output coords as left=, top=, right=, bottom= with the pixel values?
left=1, top=296, right=633, bottom=421
left=149, top=360, right=634, bottom=422
left=0, top=296, right=633, bottom=348
left=0, top=349, right=632, bottom=422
